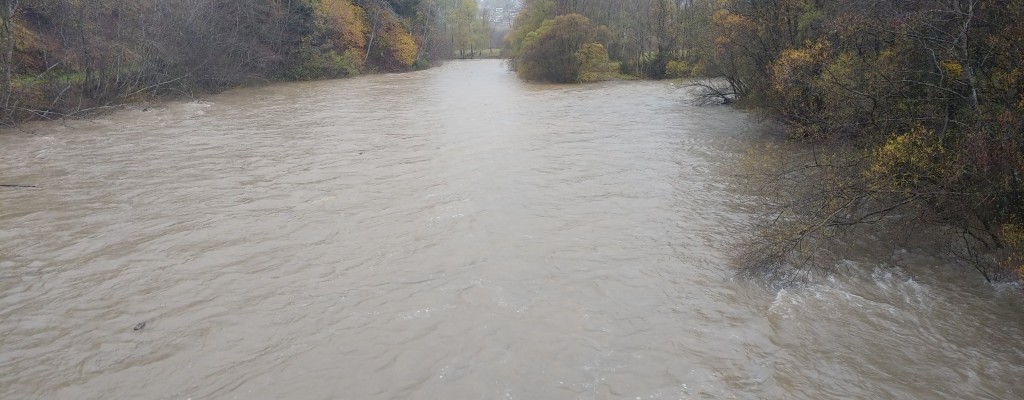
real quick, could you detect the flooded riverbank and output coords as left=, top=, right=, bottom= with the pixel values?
left=1, top=60, right=1022, bottom=399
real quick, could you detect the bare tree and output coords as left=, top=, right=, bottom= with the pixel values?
left=1, top=0, right=19, bottom=123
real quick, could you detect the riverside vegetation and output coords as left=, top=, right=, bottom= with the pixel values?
left=505, top=0, right=1024, bottom=284
left=0, top=0, right=493, bottom=125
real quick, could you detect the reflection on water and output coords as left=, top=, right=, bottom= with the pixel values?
left=1, top=60, right=1021, bottom=399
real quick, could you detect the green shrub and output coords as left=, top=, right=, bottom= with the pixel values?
left=576, top=43, right=618, bottom=83
left=665, top=60, right=691, bottom=79
left=514, top=14, right=610, bottom=83
left=288, top=39, right=361, bottom=80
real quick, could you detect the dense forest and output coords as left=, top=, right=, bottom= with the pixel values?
left=0, top=0, right=492, bottom=125
left=507, top=0, right=1024, bottom=282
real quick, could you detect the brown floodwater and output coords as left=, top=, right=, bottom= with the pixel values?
left=1, top=60, right=1022, bottom=399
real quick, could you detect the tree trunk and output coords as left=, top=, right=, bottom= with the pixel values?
left=958, top=0, right=980, bottom=109
left=1, top=0, right=18, bottom=121
left=364, top=6, right=380, bottom=65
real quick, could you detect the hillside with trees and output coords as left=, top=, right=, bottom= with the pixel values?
left=0, top=0, right=491, bottom=125
left=506, top=0, right=1024, bottom=283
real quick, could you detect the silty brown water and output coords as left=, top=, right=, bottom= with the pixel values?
left=1, top=60, right=1022, bottom=399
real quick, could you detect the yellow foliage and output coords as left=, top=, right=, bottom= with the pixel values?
left=319, top=0, right=417, bottom=70
left=711, top=9, right=731, bottom=24
left=867, top=124, right=949, bottom=192
left=383, top=22, right=418, bottom=67
left=768, top=40, right=834, bottom=136
left=711, top=5, right=754, bottom=50
left=665, top=60, right=691, bottom=79
left=712, top=9, right=753, bottom=31
left=575, top=42, right=617, bottom=82
left=943, top=60, right=964, bottom=79
left=320, top=0, right=367, bottom=60
left=1001, top=223, right=1024, bottom=279
left=770, top=40, right=830, bottom=91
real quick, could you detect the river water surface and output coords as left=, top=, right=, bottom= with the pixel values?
left=1, top=60, right=1022, bottom=399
